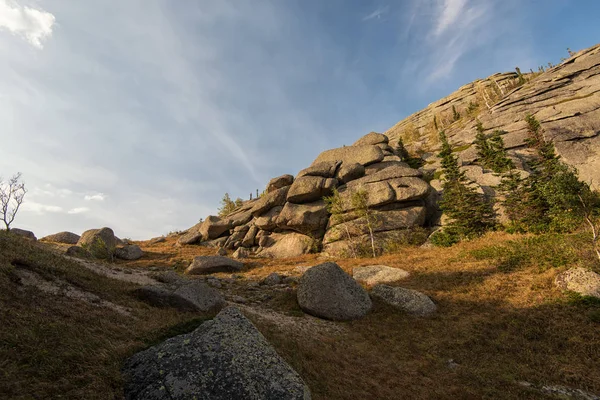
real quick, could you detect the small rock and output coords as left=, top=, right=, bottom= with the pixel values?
left=371, top=285, right=437, bottom=316
left=148, top=236, right=166, bottom=244
left=555, top=267, right=600, bottom=298
left=229, top=295, right=248, bottom=304
left=353, top=265, right=409, bottom=286
left=207, top=277, right=222, bottom=288
left=262, top=272, right=283, bottom=285
left=185, top=256, right=244, bottom=275
left=232, top=247, right=251, bottom=259
left=115, top=245, right=144, bottom=261
left=216, top=247, right=227, bottom=256
left=152, top=271, right=184, bottom=284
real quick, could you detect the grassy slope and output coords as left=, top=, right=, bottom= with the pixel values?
left=1, top=231, right=600, bottom=399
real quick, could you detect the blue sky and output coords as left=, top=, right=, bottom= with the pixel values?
left=1, top=0, right=599, bottom=239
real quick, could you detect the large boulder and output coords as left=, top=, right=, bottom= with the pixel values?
left=251, top=186, right=289, bottom=217
left=199, top=216, right=231, bottom=240
left=122, top=307, right=311, bottom=400
left=297, top=262, right=372, bottom=321
left=185, top=256, right=244, bottom=275
left=177, top=222, right=204, bottom=245
left=115, top=245, right=144, bottom=261
left=297, top=161, right=341, bottom=178
left=312, top=145, right=384, bottom=167
left=371, top=285, right=437, bottom=316
left=266, top=174, right=294, bottom=193
left=337, top=177, right=430, bottom=212
left=353, top=265, right=410, bottom=286
left=255, top=206, right=283, bottom=231
left=352, top=132, right=389, bottom=146
left=336, top=162, right=365, bottom=183
left=134, top=280, right=225, bottom=312
left=9, top=228, right=36, bottom=241
left=555, top=268, right=600, bottom=298
left=40, top=231, right=80, bottom=244
left=77, top=227, right=117, bottom=259
left=286, top=176, right=338, bottom=204
left=259, top=232, right=314, bottom=258
left=276, top=200, right=330, bottom=236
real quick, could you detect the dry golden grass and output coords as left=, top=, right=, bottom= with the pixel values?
left=2, top=231, right=600, bottom=399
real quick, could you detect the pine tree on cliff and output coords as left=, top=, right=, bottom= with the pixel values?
left=434, top=131, right=495, bottom=245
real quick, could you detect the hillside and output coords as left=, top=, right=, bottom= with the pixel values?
left=385, top=44, right=600, bottom=189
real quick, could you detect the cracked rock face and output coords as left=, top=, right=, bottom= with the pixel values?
left=122, top=307, right=311, bottom=400
left=385, top=43, right=600, bottom=190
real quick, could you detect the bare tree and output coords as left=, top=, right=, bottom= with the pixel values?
left=0, top=172, right=27, bottom=231
left=578, top=191, right=600, bottom=261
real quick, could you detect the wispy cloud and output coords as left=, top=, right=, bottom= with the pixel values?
left=434, top=0, right=468, bottom=36
left=68, top=207, right=89, bottom=215
left=21, top=201, right=63, bottom=215
left=363, top=6, right=389, bottom=21
left=0, top=0, right=55, bottom=48
left=84, top=193, right=106, bottom=201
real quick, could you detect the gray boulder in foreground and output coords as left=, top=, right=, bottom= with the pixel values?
left=122, top=307, right=311, bottom=400
left=185, top=256, right=244, bottom=275
left=371, top=285, right=437, bottom=316
left=297, top=262, right=372, bottom=321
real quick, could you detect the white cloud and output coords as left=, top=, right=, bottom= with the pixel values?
left=84, top=193, right=106, bottom=201
left=434, top=0, right=468, bottom=36
left=21, top=201, right=63, bottom=215
left=363, top=6, right=389, bottom=21
left=67, top=207, right=89, bottom=214
left=0, top=0, right=56, bottom=48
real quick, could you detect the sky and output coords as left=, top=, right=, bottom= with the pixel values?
left=1, top=0, right=599, bottom=239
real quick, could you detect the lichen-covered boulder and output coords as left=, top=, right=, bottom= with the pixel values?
left=185, top=256, right=244, bottom=275
left=555, top=267, right=600, bottom=298
left=77, top=227, right=117, bottom=259
left=297, top=262, right=372, bottom=321
left=40, top=231, right=80, bottom=244
left=122, top=307, right=311, bottom=400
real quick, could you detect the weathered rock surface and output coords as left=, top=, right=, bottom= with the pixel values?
left=199, top=216, right=231, bottom=240
left=255, top=206, right=283, bottom=231
left=185, top=256, right=244, bottom=275
left=555, top=267, right=600, bottom=298
left=336, top=162, right=365, bottom=183
left=251, top=186, right=289, bottom=217
left=312, top=145, right=384, bottom=167
left=259, top=232, right=314, bottom=258
left=65, top=245, right=91, bottom=258
left=286, top=176, right=338, bottom=204
left=385, top=43, right=600, bottom=190
left=266, top=174, right=294, bottom=193
left=134, top=280, right=225, bottom=312
left=77, top=227, right=117, bottom=258
left=177, top=222, right=204, bottom=245
left=115, top=245, right=144, bottom=261
left=10, top=228, right=36, bottom=240
left=276, top=200, right=330, bottom=236
left=353, top=265, right=410, bottom=286
left=297, top=161, right=341, bottom=178
left=353, top=131, right=389, bottom=146
left=371, top=285, right=437, bottom=316
left=122, top=307, right=311, bottom=400
left=297, top=262, right=372, bottom=321
left=40, top=231, right=80, bottom=244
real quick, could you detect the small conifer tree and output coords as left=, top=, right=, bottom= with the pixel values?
left=218, top=193, right=238, bottom=217
left=452, top=105, right=460, bottom=121
left=474, top=120, right=514, bottom=173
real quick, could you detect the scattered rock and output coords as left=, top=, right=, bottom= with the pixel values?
left=40, top=231, right=79, bottom=244
left=122, top=307, right=311, bottom=400
left=148, top=236, right=166, bottom=244
left=77, top=227, right=117, bottom=259
left=232, top=247, right=251, bottom=259
left=134, top=280, right=225, bottom=312
left=555, top=267, right=600, bottom=298
left=297, top=262, right=372, bottom=321
left=9, top=228, right=36, bottom=241
left=65, top=245, right=91, bottom=258
left=353, top=265, right=410, bottom=285
left=216, top=247, right=227, bottom=256
left=115, top=245, right=144, bottom=261
left=206, top=277, right=222, bottom=288
left=185, top=256, right=244, bottom=275
left=152, top=271, right=184, bottom=284
left=371, top=285, right=437, bottom=316
left=262, top=272, right=283, bottom=285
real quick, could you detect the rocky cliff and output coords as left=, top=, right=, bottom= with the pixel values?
left=385, top=43, right=600, bottom=190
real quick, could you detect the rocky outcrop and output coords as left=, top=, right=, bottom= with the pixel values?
left=385, top=43, right=600, bottom=191
left=122, top=307, right=311, bottom=400
left=77, top=227, right=117, bottom=259
left=180, top=131, right=433, bottom=258
left=185, top=256, right=244, bottom=275
left=297, top=262, right=372, bottom=321
left=40, top=231, right=80, bottom=244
